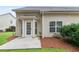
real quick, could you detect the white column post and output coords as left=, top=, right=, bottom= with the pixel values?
left=32, top=18, right=35, bottom=37
left=42, top=12, right=44, bottom=38
left=22, top=20, right=25, bottom=37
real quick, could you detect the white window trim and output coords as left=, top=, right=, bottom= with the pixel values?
left=49, top=21, right=62, bottom=33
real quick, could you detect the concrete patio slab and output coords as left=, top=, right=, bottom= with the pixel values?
left=0, top=37, right=41, bottom=49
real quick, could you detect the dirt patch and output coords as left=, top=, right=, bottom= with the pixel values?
left=40, top=37, right=79, bottom=52
left=0, top=32, right=3, bottom=35
left=7, top=36, right=17, bottom=41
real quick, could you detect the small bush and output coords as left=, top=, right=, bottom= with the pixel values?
left=53, top=33, right=63, bottom=39
left=6, top=26, right=15, bottom=32
left=60, top=23, right=79, bottom=46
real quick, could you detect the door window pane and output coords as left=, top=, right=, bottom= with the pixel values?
left=35, top=22, right=37, bottom=34
left=27, top=22, right=31, bottom=35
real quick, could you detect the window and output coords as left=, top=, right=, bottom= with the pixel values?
left=50, top=21, right=55, bottom=32
left=49, top=21, right=62, bottom=32
left=35, top=22, right=37, bottom=34
left=27, top=22, right=31, bottom=35
left=57, top=21, right=62, bottom=32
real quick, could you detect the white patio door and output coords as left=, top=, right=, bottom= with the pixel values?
left=25, top=20, right=32, bottom=37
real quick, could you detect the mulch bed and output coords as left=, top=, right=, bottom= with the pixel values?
left=40, top=37, right=79, bottom=52
left=7, top=36, right=17, bottom=41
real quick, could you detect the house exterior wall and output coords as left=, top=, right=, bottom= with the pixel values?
left=42, top=13, right=79, bottom=37
left=16, top=11, right=79, bottom=38
left=16, top=19, right=22, bottom=36
left=16, top=12, right=42, bottom=37
left=37, top=16, right=42, bottom=36
left=0, top=13, right=16, bottom=31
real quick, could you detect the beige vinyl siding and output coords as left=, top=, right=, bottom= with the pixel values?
left=42, top=13, right=79, bottom=37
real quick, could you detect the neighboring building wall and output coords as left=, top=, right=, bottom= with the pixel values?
left=42, top=13, right=79, bottom=37
left=0, top=13, right=16, bottom=31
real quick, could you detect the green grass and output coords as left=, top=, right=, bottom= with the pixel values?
left=0, top=48, right=66, bottom=52
left=0, top=32, right=14, bottom=45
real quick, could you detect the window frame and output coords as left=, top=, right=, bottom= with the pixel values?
left=56, top=21, right=62, bottom=32
left=49, top=21, right=55, bottom=32
left=49, top=21, right=62, bottom=33
left=35, top=22, right=37, bottom=34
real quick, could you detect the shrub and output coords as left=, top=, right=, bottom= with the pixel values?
left=53, top=33, right=63, bottom=39
left=60, top=23, right=79, bottom=46
left=6, top=26, right=15, bottom=32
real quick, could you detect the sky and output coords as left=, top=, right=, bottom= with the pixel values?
left=0, top=0, right=79, bottom=16
left=0, top=6, right=22, bottom=16
left=0, top=0, right=79, bottom=6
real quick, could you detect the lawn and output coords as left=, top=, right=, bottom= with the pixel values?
left=0, top=32, right=14, bottom=45
left=0, top=48, right=66, bottom=52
